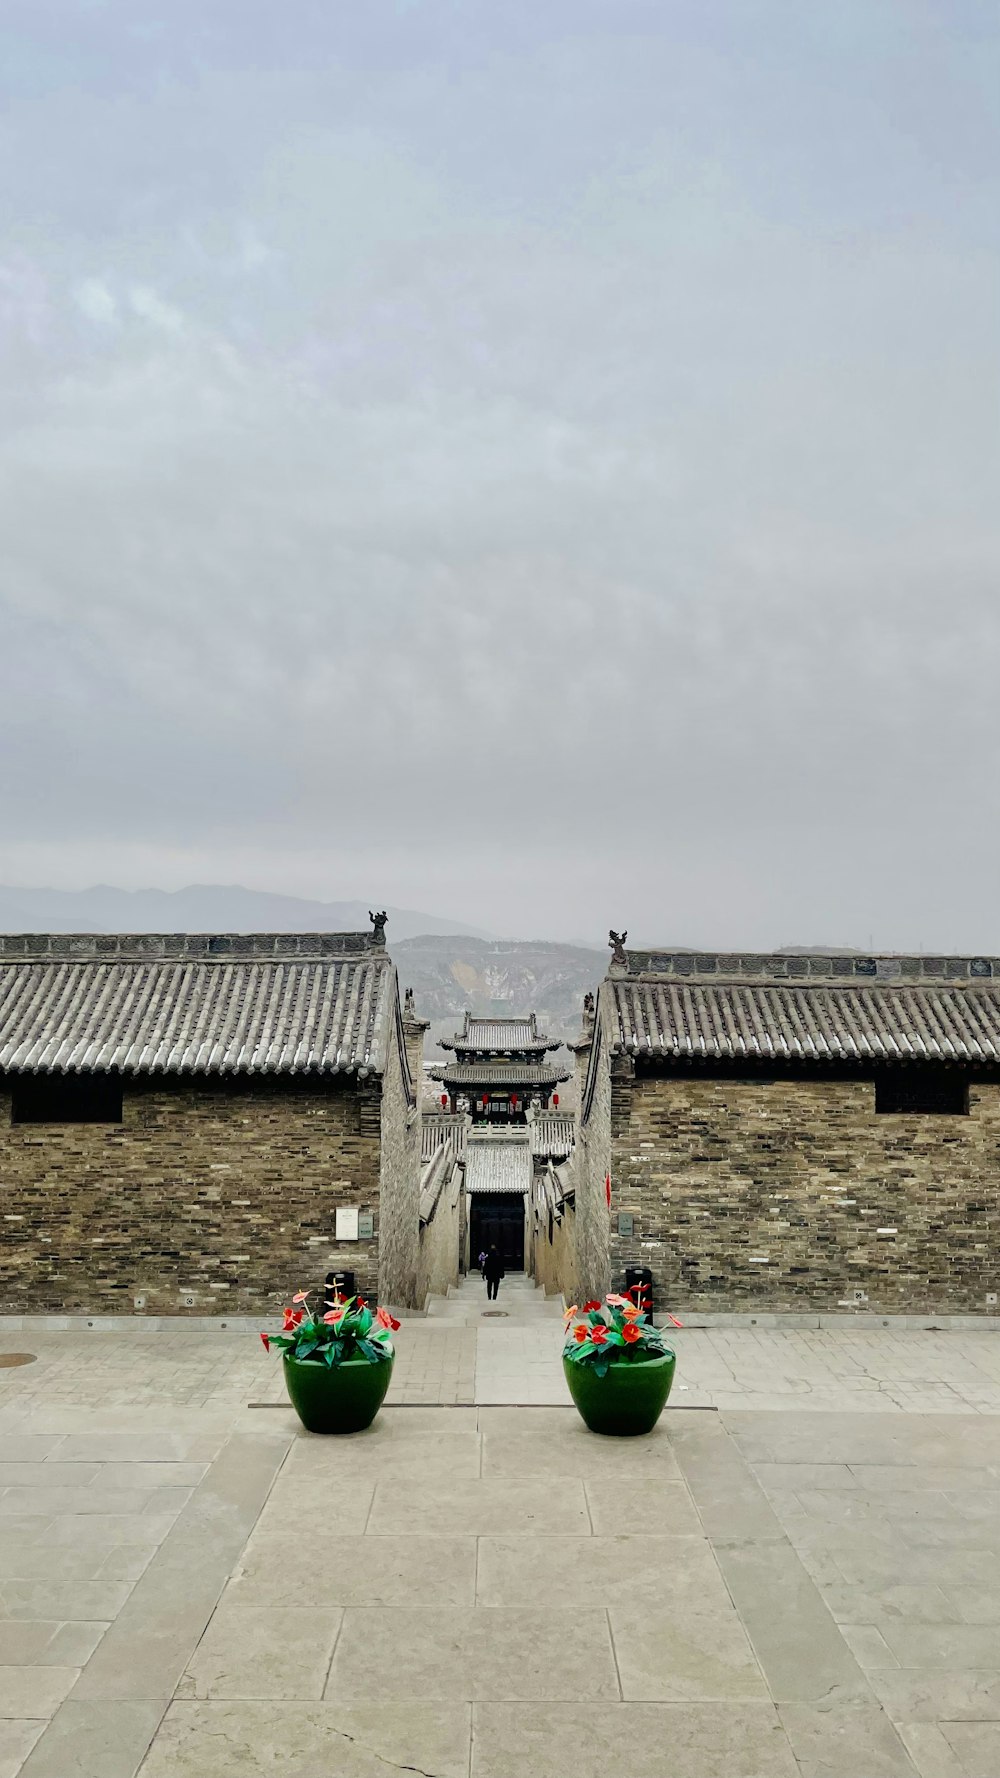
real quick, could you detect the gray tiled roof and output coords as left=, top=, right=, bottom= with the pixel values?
left=421, top=1114, right=467, bottom=1162
left=0, top=933, right=395, bottom=1076
left=429, top=1061, right=570, bottom=1087
left=420, top=1126, right=463, bottom=1223
left=530, top=1115, right=575, bottom=1156
left=610, top=977, right=1000, bottom=1065
left=440, top=1012, right=555, bottom=1053
left=464, top=1134, right=533, bottom=1195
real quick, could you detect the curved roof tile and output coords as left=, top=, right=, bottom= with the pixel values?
left=610, top=979, right=1000, bottom=1065
left=0, top=951, right=393, bottom=1077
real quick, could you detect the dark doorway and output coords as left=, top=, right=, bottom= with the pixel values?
left=469, top=1194, right=525, bottom=1271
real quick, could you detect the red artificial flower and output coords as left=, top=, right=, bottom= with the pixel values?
left=606, top=1294, right=629, bottom=1306
left=573, top=1323, right=590, bottom=1343
left=621, top=1304, right=642, bottom=1321
left=259, top=1332, right=270, bottom=1351
left=582, top=1300, right=602, bottom=1313
left=621, top=1323, right=642, bottom=1343
left=323, top=1308, right=344, bottom=1325
left=282, top=1309, right=304, bottom=1332
left=292, top=1291, right=309, bottom=1304
left=563, top=1304, right=579, bottom=1322
left=590, top=1324, right=609, bottom=1345
left=376, top=1307, right=401, bottom=1332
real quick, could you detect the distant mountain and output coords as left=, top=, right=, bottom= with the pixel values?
left=391, top=934, right=605, bottom=1056
left=0, top=884, right=490, bottom=944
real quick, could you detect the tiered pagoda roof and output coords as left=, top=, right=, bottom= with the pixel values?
left=429, top=1059, right=569, bottom=1088
left=439, top=1013, right=558, bottom=1056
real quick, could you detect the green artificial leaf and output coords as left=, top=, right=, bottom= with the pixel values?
left=593, top=1358, right=610, bottom=1379
left=296, top=1340, right=319, bottom=1360
left=323, top=1345, right=337, bottom=1366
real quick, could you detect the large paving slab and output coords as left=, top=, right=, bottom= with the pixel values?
left=4, top=1304, right=1000, bottom=1773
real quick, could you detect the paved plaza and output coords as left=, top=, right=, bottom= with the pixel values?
left=4, top=1285, right=1000, bottom=1773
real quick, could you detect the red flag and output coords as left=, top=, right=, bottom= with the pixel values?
left=605, top=1172, right=612, bottom=1208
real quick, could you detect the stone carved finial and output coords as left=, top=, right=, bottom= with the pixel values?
left=369, top=909, right=388, bottom=946
left=583, top=991, right=595, bottom=1014
left=404, top=986, right=415, bottom=1016
left=608, top=929, right=628, bottom=967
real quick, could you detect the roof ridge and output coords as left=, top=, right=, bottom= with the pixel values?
left=623, top=949, right=998, bottom=983
left=0, top=932, right=379, bottom=962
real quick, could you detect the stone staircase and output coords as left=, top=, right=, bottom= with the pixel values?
left=424, top=1272, right=565, bottom=1326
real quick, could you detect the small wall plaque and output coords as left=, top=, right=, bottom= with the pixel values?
left=617, top=1212, right=634, bottom=1236
left=357, top=1212, right=374, bottom=1240
left=335, top=1206, right=359, bottom=1241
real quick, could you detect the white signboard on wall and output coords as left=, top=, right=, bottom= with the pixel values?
left=335, top=1206, right=359, bottom=1241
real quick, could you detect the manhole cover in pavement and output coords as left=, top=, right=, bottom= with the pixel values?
left=0, top=1353, right=36, bottom=1368
left=481, top=1311, right=508, bottom=1318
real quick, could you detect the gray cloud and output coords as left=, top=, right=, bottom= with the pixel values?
left=1, top=2, right=998, bottom=945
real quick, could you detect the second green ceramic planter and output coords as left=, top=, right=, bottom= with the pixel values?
left=283, top=1352, right=394, bottom=1434
left=563, top=1350, right=675, bottom=1436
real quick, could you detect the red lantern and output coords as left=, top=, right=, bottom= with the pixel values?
left=553, top=1093, right=559, bottom=1108
left=440, top=1094, right=447, bottom=1109
left=511, top=1094, right=518, bottom=1109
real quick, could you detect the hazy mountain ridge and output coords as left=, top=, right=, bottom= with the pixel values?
left=0, top=885, right=489, bottom=944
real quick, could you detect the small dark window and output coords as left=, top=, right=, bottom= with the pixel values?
left=875, top=1070, right=968, bottom=1116
left=11, top=1076, right=123, bottom=1125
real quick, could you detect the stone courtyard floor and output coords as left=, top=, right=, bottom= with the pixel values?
left=4, top=1287, right=1000, bottom=1773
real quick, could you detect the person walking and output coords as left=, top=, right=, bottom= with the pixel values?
left=483, top=1245, right=504, bottom=1301
left=478, top=1249, right=488, bottom=1280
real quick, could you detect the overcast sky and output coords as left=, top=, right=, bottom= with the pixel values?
left=1, top=2, right=997, bottom=947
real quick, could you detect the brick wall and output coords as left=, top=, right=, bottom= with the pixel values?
left=415, top=1162, right=462, bottom=1304
left=610, top=1066, right=1000, bottom=1314
left=573, top=1022, right=613, bottom=1303
left=377, top=1012, right=421, bottom=1308
left=531, top=1197, right=576, bottom=1300
left=0, top=1075, right=383, bottom=1314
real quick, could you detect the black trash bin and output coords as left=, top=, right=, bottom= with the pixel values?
left=624, top=1265, right=654, bottom=1324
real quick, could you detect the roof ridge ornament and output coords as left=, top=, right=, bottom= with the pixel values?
left=369, top=909, right=388, bottom=947
left=608, top=929, right=628, bottom=975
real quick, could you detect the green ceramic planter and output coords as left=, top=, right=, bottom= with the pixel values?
left=563, top=1350, right=676, bottom=1436
left=283, top=1352, right=394, bottom=1434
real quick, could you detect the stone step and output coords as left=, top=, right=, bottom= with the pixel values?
left=426, top=1276, right=565, bottom=1325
